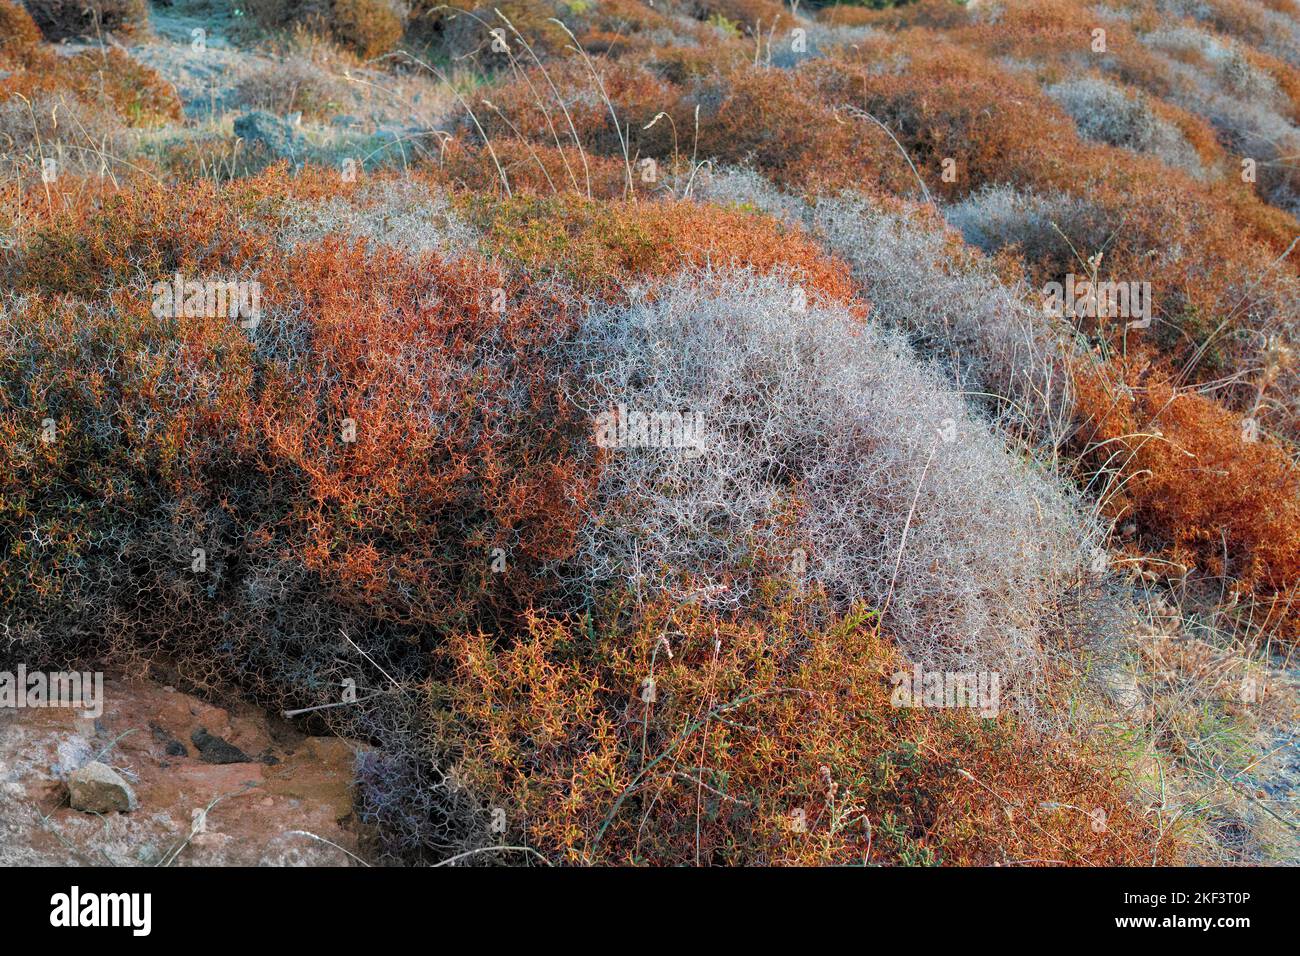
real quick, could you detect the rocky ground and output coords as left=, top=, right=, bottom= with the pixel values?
left=0, top=677, right=371, bottom=866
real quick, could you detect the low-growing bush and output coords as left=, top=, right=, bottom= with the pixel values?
left=945, top=181, right=1300, bottom=436
left=0, top=0, right=42, bottom=56
left=24, top=0, right=148, bottom=41
left=470, top=194, right=865, bottom=305
left=696, top=172, right=1073, bottom=436
left=0, top=41, right=181, bottom=180
left=688, top=0, right=789, bottom=34
left=329, top=0, right=404, bottom=58
left=569, top=269, right=1093, bottom=697
left=440, top=0, right=572, bottom=61
left=1045, top=75, right=1206, bottom=177
left=245, top=0, right=404, bottom=58
left=232, top=55, right=353, bottom=120
left=442, top=585, right=1174, bottom=865
left=1072, top=353, right=1300, bottom=641
left=0, top=41, right=182, bottom=138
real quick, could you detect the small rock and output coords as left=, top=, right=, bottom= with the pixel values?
left=191, top=728, right=252, bottom=765
left=135, top=843, right=159, bottom=864
left=68, top=761, right=137, bottom=813
left=150, top=721, right=188, bottom=757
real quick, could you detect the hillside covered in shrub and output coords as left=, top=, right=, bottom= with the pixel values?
left=1, top=0, right=1297, bottom=866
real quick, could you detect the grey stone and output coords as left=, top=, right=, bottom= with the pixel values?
left=68, top=761, right=137, bottom=813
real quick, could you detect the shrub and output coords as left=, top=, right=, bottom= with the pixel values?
left=441, top=0, right=572, bottom=61
left=440, top=137, right=642, bottom=199
left=944, top=181, right=1300, bottom=437
left=809, top=191, right=1074, bottom=435
left=244, top=0, right=403, bottom=58
left=473, top=58, right=679, bottom=168
left=63, top=47, right=185, bottom=126
left=569, top=270, right=1093, bottom=696
left=156, top=134, right=281, bottom=182
left=0, top=43, right=182, bottom=163
left=442, top=586, right=1175, bottom=865
left=809, top=36, right=1083, bottom=201
left=1140, top=24, right=1300, bottom=211
left=24, top=0, right=149, bottom=41
left=472, top=57, right=911, bottom=194
left=680, top=64, right=915, bottom=193
left=471, top=194, right=865, bottom=305
left=945, top=0, right=1176, bottom=94
left=329, top=0, right=404, bottom=58
left=1071, top=354, right=1300, bottom=642
left=688, top=0, right=789, bottom=35
left=695, top=172, right=1073, bottom=435
left=0, top=41, right=183, bottom=179
left=232, top=55, right=353, bottom=120
left=0, top=92, right=125, bottom=180
left=0, top=0, right=42, bottom=58
left=279, top=178, right=480, bottom=258
left=403, top=0, right=449, bottom=45
left=1045, top=76, right=1206, bottom=177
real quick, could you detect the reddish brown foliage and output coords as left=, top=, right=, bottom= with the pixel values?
left=0, top=0, right=42, bottom=55
left=1073, top=355, right=1300, bottom=639
left=329, top=0, right=403, bottom=58
left=445, top=586, right=1175, bottom=864
left=0, top=42, right=182, bottom=128
left=470, top=193, right=868, bottom=309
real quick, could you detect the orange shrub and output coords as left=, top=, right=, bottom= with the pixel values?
left=255, top=239, right=600, bottom=628
left=0, top=43, right=182, bottom=129
left=813, top=34, right=1083, bottom=200
left=588, top=0, right=682, bottom=35
left=944, top=0, right=1175, bottom=94
left=1072, top=354, right=1300, bottom=641
left=639, top=42, right=751, bottom=82
left=444, top=585, right=1177, bottom=864
left=469, top=193, right=867, bottom=308
left=63, top=47, right=184, bottom=125
left=329, top=0, right=403, bottom=58
left=471, top=58, right=910, bottom=194
left=817, top=5, right=884, bottom=28
left=5, top=172, right=602, bottom=631
left=245, top=0, right=403, bottom=58
left=688, top=64, right=914, bottom=194
left=477, top=59, right=678, bottom=164
left=0, top=0, right=42, bottom=57
left=439, top=137, right=638, bottom=199
left=9, top=178, right=273, bottom=298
